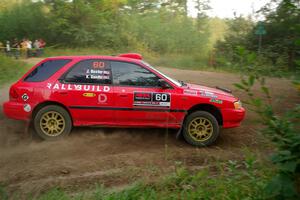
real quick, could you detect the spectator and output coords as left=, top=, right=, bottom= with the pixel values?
left=27, top=39, right=32, bottom=58
left=33, top=39, right=41, bottom=57
left=5, top=41, right=11, bottom=57
left=39, top=38, right=46, bottom=48
left=12, top=38, right=20, bottom=59
left=0, top=38, right=46, bottom=58
left=39, top=38, right=46, bottom=56
left=20, top=39, right=28, bottom=58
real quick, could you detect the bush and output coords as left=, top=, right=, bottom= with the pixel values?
left=235, top=74, right=300, bottom=199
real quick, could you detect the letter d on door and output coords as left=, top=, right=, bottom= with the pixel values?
left=98, top=94, right=107, bottom=103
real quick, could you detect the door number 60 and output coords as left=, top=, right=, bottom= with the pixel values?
left=155, top=94, right=168, bottom=101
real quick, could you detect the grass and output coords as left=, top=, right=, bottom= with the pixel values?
left=43, top=48, right=116, bottom=57
left=1, top=156, right=274, bottom=200
left=0, top=185, right=8, bottom=200
left=0, top=54, right=31, bottom=87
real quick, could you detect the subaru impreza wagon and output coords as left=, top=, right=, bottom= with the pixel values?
left=3, top=53, right=245, bottom=146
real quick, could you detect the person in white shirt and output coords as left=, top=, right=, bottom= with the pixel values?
left=5, top=41, right=11, bottom=56
left=33, top=40, right=41, bottom=57
left=26, top=39, right=32, bottom=57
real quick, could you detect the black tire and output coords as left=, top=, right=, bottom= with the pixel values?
left=182, top=111, right=219, bottom=147
left=33, top=105, right=72, bottom=140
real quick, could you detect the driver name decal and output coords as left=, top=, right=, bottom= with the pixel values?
left=134, top=92, right=171, bottom=108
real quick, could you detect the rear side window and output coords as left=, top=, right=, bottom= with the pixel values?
left=24, top=59, right=71, bottom=82
left=63, top=60, right=111, bottom=84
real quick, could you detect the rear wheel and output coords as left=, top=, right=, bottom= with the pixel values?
left=33, top=105, right=72, bottom=140
left=182, top=111, right=219, bottom=147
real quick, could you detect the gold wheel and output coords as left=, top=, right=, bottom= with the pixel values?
left=40, top=111, right=65, bottom=137
left=188, top=117, right=213, bottom=142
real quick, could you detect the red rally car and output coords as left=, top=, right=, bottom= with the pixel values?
left=3, top=53, right=245, bottom=146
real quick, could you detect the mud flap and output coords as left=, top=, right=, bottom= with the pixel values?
left=176, top=126, right=182, bottom=139
left=176, top=111, right=187, bottom=139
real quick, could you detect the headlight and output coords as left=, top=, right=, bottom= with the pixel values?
left=234, top=100, right=242, bottom=109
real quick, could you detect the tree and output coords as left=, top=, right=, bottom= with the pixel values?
left=214, top=16, right=255, bottom=66
left=257, top=0, right=300, bottom=70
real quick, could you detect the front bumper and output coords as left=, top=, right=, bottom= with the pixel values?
left=222, top=107, right=246, bottom=128
left=3, top=101, right=32, bottom=121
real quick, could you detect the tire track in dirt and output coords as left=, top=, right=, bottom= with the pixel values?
left=0, top=58, right=299, bottom=197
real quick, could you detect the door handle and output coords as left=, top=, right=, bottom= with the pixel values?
left=118, top=94, right=128, bottom=97
left=58, top=91, right=68, bottom=95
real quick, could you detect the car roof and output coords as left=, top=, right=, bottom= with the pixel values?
left=46, top=55, right=143, bottom=64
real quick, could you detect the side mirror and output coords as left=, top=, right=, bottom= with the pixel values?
left=158, top=79, right=171, bottom=89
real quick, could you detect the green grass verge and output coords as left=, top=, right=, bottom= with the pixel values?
left=2, top=158, right=273, bottom=200
left=0, top=55, right=31, bottom=87
left=43, top=48, right=116, bottom=57
left=0, top=185, right=8, bottom=200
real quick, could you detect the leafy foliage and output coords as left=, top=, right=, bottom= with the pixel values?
left=235, top=73, right=300, bottom=199
left=0, top=0, right=209, bottom=57
left=257, top=0, right=300, bottom=70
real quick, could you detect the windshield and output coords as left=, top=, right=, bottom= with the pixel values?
left=141, top=61, right=182, bottom=87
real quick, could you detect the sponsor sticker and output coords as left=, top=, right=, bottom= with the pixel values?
left=184, top=89, right=197, bottom=95
left=134, top=92, right=171, bottom=107
left=210, top=99, right=223, bottom=104
left=47, top=83, right=110, bottom=92
left=23, top=104, right=31, bottom=112
left=22, top=93, right=29, bottom=101
left=199, top=90, right=218, bottom=98
left=21, top=93, right=29, bottom=101
left=98, top=94, right=107, bottom=103
left=83, top=93, right=96, bottom=97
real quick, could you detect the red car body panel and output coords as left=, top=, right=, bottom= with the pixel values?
left=3, top=55, right=245, bottom=130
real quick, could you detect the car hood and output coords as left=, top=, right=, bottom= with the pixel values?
left=184, top=83, right=234, bottom=98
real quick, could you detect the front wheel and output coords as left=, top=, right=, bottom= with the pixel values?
left=182, top=111, right=220, bottom=147
left=33, top=105, right=72, bottom=140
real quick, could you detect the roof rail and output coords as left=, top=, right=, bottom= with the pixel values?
left=118, top=53, right=143, bottom=60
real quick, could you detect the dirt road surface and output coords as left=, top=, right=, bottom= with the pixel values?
left=0, top=58, right=299, bottom=198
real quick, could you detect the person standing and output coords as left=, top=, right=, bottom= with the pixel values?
left=33, top=39, right=40, bottom=57
left=5, top=41, right=11, bottom=57
left=12, top=38, right=20, bottom=59
left=21, top=39, right=28, bottom=58
left=27, top=39, right=32, bottom=58
left=39, top=38, right=46, bottom=56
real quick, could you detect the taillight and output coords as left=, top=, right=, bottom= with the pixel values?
left=9, top=86, right=19, bottom=100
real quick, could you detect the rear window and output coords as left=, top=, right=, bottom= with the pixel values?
left=24, top=59, right=71, bottom=82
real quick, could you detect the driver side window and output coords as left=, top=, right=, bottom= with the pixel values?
left=111, top=61, right=160, bottom=87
